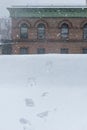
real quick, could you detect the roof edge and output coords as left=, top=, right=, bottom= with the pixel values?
left=9, top=5, right=87, bottom=9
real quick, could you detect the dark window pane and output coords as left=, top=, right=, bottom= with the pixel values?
left=2, top=44, right=12, bottom=54
left=82, top=48, right=87, bottom=54
left=37, top=24, right=45, bottom=39
left=37, top=48, right=45, bottom=54
left=61, top=24, right=69, bottom=39
left=60, top=48, right=69, bottom=54
left=83, top=24, right=87, bottom=40
left=20, top=23, right=28, bottom=39
left=20, top=47, right=28, bottom=54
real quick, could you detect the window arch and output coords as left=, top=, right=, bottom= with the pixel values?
left=20, top=23, right=28, bottom=39
left=83, top=24, right=87, bottom=40
left=61, top=23, right=69, bottom=39
left=37, top=23, right=45, bottom=39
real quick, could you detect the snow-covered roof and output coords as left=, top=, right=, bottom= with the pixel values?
left=8, top=5, right=87, bottom=18
left=11, top=5, right=87, bottom=8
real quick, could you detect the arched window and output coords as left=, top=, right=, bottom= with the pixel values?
left=83, top=24, right=87, bottom=40
left=37, top=24, right=45, bottom=39
left=20, top=23, right=28, bottom=39
left=61, top=23, right=69, bottom=39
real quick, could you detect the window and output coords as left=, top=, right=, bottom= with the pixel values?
left=2, top=44, right=12, bottom=54
left=61, top=23, right=69, bottom=39
left=20, top=47, right=28, bottom=54
left=83, top=24, right=87, bottom=40
left=82, top=48, right=87, bottom=54
left=37, top=24, right=45, bottom=39
left=37, top=48, right=45, bottom=54
left=20, top=23, right=28, bottom=39
left=60, top=48, right=69, bottom=54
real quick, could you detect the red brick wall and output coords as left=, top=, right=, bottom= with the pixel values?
left=11, top=17, right=87, bottom=54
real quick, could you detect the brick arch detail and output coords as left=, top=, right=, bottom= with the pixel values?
left=58, top=20, right=73, bottom=28
left=34, top=19, right=49, bottom=28
left=80, top=20, right=87, bottom=28
left=17, top=20, right=31, bottom=28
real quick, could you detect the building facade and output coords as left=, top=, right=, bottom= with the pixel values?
left=7, top=6, right=87, bottom=54
left=0, top=18, right=11, bottom=42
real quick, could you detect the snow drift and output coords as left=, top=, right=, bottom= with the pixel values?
left=0, top=54, right=87, bottom=87
left=0, top=54, right=87, bottom=130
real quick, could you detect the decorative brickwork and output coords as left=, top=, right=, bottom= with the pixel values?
left=8, top=6, right=87, bottom=54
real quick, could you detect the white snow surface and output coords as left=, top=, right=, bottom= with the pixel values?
left=0, top=54, right=87, bottom=130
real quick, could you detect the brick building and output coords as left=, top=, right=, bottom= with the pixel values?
left=7, top=5, right=87, bottom=54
